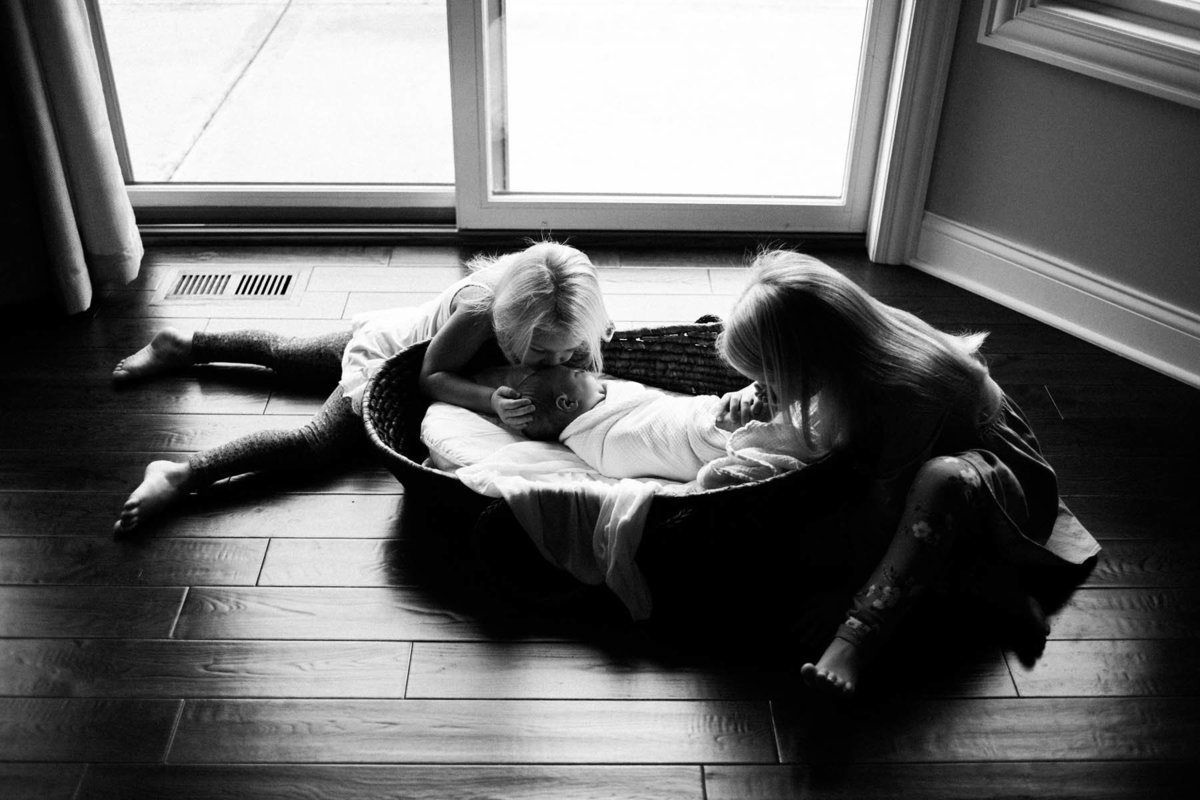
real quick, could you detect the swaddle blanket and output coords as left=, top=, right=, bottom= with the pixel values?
left=698, top=420, right=814, bottom=489
left=561, top=381, right=730, bottom=482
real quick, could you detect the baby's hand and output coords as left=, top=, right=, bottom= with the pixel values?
left=491, top=385, right=534, bottom=430
left=715, top=382, right=768, bottom=429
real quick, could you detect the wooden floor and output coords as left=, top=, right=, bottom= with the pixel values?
left=2, top=242, right=1198, bottom=799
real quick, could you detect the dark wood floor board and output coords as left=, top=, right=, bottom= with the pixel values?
left=141, top=244, right=394, bottom=269
left=173, top=587, right=512, bottom=641
left=168, top=698, right=776, bottom=764
left=257, top=538, right=415, bottom=587
left=97, top=289, right=350, bottom=320
left=1061, top=495, right=1200, bottom=540
left=1047, top=587, right=1200, bottom=640
left=1046, top=455, right=1198, bottom=497
left=708, top=259, right=969, bottom=298
left=1009, top=639, right=1200, bottom=697
left=0, top=586, right=185, bottom=638
left=0, top=639, right=412, bottom=698
left=0, top=698, right=180, bottom=762
left=0, top=316, right=208, bottom=353
left=0, top=411, right=313, bottom=452
left=406, top=641, right=788, bottom=701
left=882, top=293, right=1036, bottom=325
left=703, top=761, right=1193, bottom=799
left=1033, top=417, right=1200, bottom=457
left=0, top=376, right=271, bottom=414
left=1081, top=539, right=1200, bottom=587
left=78, top=764, right=703, bottom=800
left=0, top=450, right=193, bottom=494
left=0, top=763, right=85, bottom=800
left=1045, top=383, right=1200, bottom=420
left=0, top=537, right=267, bottom=586
left=0, top=491, right=405, bottom=538
left=308, top=265, right=473, bottom=293
left=986, top=352, right=1181, bottom=387
left=772, top=696, right=1200, bottom=763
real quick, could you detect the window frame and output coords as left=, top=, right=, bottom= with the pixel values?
left=978, top=0, right=1200, bottom=109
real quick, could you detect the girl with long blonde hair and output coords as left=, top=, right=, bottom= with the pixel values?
left=718, top=249, right=1099, bottom=696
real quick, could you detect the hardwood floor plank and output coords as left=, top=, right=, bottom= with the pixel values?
left=0, top=764, right=84, bottom=800
left=307, top=265, right=467, bottom=293
left=599, top=267, right=716, bottom=295
left=0, top=537, right=267, bottom=586
left=0, top=492, right=405, bottom=538
left=772, top=697, right=1200, bottom=762
left=0, top=698, right=179, bottom=762
left=0, top=412, right=312, bottom=452
left=257, top=538, right=418, bottom=586
left=406, top=641, right=787, bottom=700
left=0, top=640, right=412, bottom=698
left=0, top=586, right=184, bottom=638
left=1047, top=456, right=1198, bottom=497
left=79, top=764, right=702, bottom=800
left=704, top=762, right=1192, bottom=799
left=1049, top=588, right=1200, bottom=639
left=1010, top=640, right=1200, bottom=697
left=168, top=699, right=776, bottom=764
left=141, top=244, right=393, bottom=268
left=0, top=378, right=271, bottom=414
left=1, top=316, right=208, bottom=353
left=1033, top=417, right=1200, bottom=457
left=387, top=246, right=473, bottom=267
left=98, top=290, right=349, bottom=320
left=1082, top=539, right=1200, bottom=587
left=1045, top=384, right=1200, bottom=420
left=1062, top=495, right=1200, bottom=540
left=172, top=587, right=500, bottom=641
left=986, top=353, right=1182, bottom=387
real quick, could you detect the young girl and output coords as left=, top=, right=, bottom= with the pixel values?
left=716, top=249, right=1099, bottom=696
left=112, top=241, right=613, bottom=534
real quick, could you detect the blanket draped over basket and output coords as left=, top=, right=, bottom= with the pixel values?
left=362, top=320, right=869, bottom=638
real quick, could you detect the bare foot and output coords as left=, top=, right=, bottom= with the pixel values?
left=801, top=637, right=861, bottom=697
left=112, top=328, right=193, bottom=383
left=114, top=460, right=192, bottom=535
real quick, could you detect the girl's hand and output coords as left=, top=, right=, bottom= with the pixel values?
left=491, top=385, right=535, bottom=430
left=715, top=382, right=769, bottom=429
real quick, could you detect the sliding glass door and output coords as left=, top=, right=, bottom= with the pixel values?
left=88, top=0, right=900, bottom=231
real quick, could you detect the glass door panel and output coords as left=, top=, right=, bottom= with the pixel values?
left=450, top=0, right=899, bottom=231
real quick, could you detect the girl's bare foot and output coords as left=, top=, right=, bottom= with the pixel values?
left=114, top=460, right=192, bottom=535
left=801, top=637, right=861, bottom=697
left=112, top=328, right=194, bottom=383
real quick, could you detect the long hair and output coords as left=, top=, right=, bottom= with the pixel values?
left=466, top=241, right=611, bottom=372
left=719, top=249, right=988, bottom=453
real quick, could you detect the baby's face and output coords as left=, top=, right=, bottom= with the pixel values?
left=551, top=367, right=607, bottom=413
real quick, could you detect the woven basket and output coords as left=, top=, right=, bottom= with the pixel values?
left=363, top=320, right=865, bottom=629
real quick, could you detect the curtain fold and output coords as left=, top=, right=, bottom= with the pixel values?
left=0, top=0, right=142, bottom=313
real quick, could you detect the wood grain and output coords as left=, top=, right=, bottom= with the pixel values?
left=0, top=586, right=184, bottom=638
left=0, top=537, right=267, bottom=586
left=0, top=698, right=179, bottom=761
left=1009, top=640, right=1200, bottom=697
left=168, top=699, right=776, bottom=764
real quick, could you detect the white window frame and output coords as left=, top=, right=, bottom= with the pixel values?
left=447, top=0, right=902, bottom=232
left=978, top=0, right=1200, bottom=109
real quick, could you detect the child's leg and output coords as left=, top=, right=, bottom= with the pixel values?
left=801, top=455, right=981, bottom=696
left=114, top=387, right=363, bottom=533
left=113, top=328, right=351, bottom=383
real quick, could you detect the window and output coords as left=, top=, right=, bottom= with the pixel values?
left=979, top=0, right=1200, bottom=109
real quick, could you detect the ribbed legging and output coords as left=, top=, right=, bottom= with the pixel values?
left=184, top=329, right=363, bottom=488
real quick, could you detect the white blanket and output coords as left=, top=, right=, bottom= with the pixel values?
left=561, top=381, right=730, bottom=482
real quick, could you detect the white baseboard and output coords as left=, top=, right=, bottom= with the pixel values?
left=911, top=212, right=1200, bottom=389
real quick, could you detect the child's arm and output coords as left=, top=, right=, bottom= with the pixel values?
left=715, top=382, right=770, bottom=428
left=418, top=307, right=534, bottom=429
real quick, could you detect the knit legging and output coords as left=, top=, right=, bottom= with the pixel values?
left=184, top=329, right=363, bottom=488
left=835, top=455, right=987, bottom=654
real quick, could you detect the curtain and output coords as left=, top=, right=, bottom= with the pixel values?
left=0, top=0, right=142, bottom=314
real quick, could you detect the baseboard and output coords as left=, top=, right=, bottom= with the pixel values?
left=911, top=212, right=1200, bottom=389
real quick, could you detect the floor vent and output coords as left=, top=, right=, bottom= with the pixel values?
left=155, top=267, right=306, bottom=303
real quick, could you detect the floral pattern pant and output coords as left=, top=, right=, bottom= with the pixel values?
left=836, top=455, right=985, bottom=653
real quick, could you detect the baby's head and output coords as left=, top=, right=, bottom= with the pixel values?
left=515, top=365, right=607, bottom=441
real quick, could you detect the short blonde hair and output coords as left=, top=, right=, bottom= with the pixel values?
left=719, top=249, right=988, bottom=451
left=468, top=241, right=611, bottom=372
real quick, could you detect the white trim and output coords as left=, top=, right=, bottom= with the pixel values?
left=867, top=0, right=963, bottom=264
left=978, top=0, right=1200, bottom=109
left=911, top=212, right=1200, bottom=388
left=128, top=184, right=454, bottom=210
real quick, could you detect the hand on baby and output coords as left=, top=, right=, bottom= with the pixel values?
left=715, top=382, right=770, bottom=431
left=491, top=385, right=534, bottom=430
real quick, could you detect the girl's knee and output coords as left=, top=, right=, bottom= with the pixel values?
left=913, top=456, right=980, bottom=501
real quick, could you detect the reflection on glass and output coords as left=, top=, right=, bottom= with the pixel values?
left=98, top=0, right=454, bottom=184
left=497, top=0, right=869, bottom=198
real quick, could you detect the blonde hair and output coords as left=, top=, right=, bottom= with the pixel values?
left=466, top=241, right=611, bottom=372
left=719, top=249, right=988, bottom=453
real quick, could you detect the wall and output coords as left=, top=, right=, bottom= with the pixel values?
left=914, top=0, right=1200, bottom=386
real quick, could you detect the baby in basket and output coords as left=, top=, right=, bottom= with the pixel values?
left=474, top=364, right=812, bottom=486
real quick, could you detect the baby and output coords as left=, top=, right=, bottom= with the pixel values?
left=509, top=365, right=742, bottom=482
